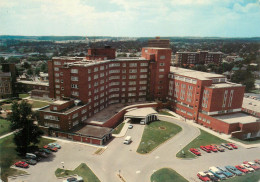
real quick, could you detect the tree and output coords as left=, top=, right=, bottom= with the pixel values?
left=9, top=100, right=43, bottom=154
left=27, top=68, right=33, bottom=75
left=22, top=62, right=31, bottom=69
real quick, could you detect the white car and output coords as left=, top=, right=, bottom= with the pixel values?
left=63, top=176, right=83, bottom=182
left=241, top=164, right=254, bottom=172
left=128, top=124, right=133, bottom=129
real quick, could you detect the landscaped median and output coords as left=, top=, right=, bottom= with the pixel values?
left=137, top=120, right=182, bottom=154
left=151, top=168, right=188, bottom=182
left=176, top=129, right=228, bottom=158
left=0, top=134, right=55, bottom=181
left=55, top=163, right=100, bottom=182
left=112, top=122, right=125, bottom=134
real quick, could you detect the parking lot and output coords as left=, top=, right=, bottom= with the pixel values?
left=8, top=118, right=260, bottom=182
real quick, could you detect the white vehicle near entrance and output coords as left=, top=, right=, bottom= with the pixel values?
left=123, top=136, right=132, bottom=144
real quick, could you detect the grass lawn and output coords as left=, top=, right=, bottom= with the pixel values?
left=55, top=163, right=100, bottom=182
left=1, top=104, right=12, bottom=110
left=230, top=137, right=260, bottom=145
left=19, top=94, right=29, bottom=99
left=158, top=111, right=174, bottom=117
left=137, top=120, right=182, bottom=154
left=30, top=101, right=50, bottom=108
left=112, top=123, right=125, bottom=134
left=150, top=168, right=188, bottom=182
left=249, top=90, right=260, bottom=94
left=225, top=170, right=260, bottom=182
left=0, top=134, right=55, bottom=181
left=0, top=119, right=11, bottom=136
left=176, top=129, right=228, bottom=158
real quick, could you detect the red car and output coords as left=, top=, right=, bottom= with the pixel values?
left=254, top=159, right=260, bottom=165
left=235, top=165, right=249, bottom=173
left=197, top=172, right=210, bottom=181
left=14, top=161, right=29, bottom=168
left=190, top=148, right=201, bottom=156
left=208, top=145, right=218, bottom=152
left=43, top=145, right=58, bottom=152
left=200, top=146, right=211, bottom=153
left=243, top=161, right=260, bottom=170
left=228, top=143, right=238, bottom=149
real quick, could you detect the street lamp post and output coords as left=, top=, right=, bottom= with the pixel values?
left=61, top=162, right=64, bottom=169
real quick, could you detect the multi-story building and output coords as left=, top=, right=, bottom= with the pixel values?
left=39, top=45, right=259, bottom=143
left=148, top=37, right=170, bottom=48
left=175, top=51, right=223, bottom=65
left=0, top=64, right=16, bottom=98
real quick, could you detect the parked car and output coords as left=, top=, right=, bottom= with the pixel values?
left=209, top=166, right=226, bottom=180
left=212, top=144, right=225, bottom=152
left=48, top=143, right=61, bottom=149
left=241, top=164, right=255, bottom=172
left=227, top=143, right=238, bottom=149
left=217, top=166, right=234, bottom=178
left=26, top=153, right=41, bottom=161
left=43, top=145, right=58, bottom=152
left=128, top=124, right=133, bottom=129
left=200, top=146, right=211, bottom=153
left=204, top=171, right=219, bottom=182
left=207, top=145, right=218, bottom=152
left=254, top=159, right=260, bottom=165
left=190, top=148, right=201, bottom=156
left=197, top=172, right=210, bottom=181
left=39, top=148, right=52, bottom=154
left=35, top=151, right=48, bottom=158
left=243, top=161, right=260, bottom=170
left=235, top=165, right=249, bottom=173
left=24, top=159, right=37, bottom=165
left=63, top=176, right=83, bottom=182
left=221, top=143, right=233, bottom=150
left=14, top=161, right=29, bottom=168
left=225, top=166, right=243, bottom=176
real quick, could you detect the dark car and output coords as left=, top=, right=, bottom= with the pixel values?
left=24, top=159, right=37, bottom=165
left=35, top=151, right=48, bottom=158
left=204, top=171, right=219, bottom=182
left=39, top=148, right=52, bottom=154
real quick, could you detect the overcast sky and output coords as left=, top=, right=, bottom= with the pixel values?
left=0, top=0, right=259, bottom=37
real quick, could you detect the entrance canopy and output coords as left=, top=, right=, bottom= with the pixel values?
left=124, top=107, right=158, bottom=124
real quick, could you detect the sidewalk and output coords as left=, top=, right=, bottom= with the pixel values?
left=162, top=109, right=260, bottom=149
left=112, top=119, right=130, bottom=138
left=0, top=131, right=15, bottom=139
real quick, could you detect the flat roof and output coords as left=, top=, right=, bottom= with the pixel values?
left=242, top=97, right=260, bottom=113
left=143, top=47, right=171, bottom=50
left=17, top=80, right=49, bottom=86
left=74, top=125, right=112, bottom=138
left=40, top=104, right=86, bottom=114
left=207, top=82, right=242, bottom=88
left=170, top=67, right=225, bottom=80
left=52, top=100, right=69, bottom=105
left=125, top=107, right=157, bottom=118
left=214, top=112, right=259, bottom=124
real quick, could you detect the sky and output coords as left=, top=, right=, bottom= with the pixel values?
left=0, top=0, right=259, bottom=37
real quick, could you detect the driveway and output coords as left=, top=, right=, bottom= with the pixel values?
left=9, top=116, right=260, bottom=182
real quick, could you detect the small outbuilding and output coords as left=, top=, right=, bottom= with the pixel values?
left=124, top=107, right=158, bottom=124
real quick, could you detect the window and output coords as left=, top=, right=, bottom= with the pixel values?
left=160, top=55, right=165, bottom=59
left=140, top=75, right=147, bottom=78
left=228, top=90, right=234, bottom=107
left=140, top=62, right=148, bottom=66
left=81, top=109, right=87, bottom=114
left=71, top=84, right=79, bottom=89
left=130, top=63, right=137, bottom=67
left=55, top=85, right=60, bottom=88
left=159, top=69, right=164, bottom=72
left=72, top=113, right=78, bottom=119
left=129, top=81, right=136, bottom=85
left=71, top=76, right=78, bottom=81
left=81, top=116, right=87, bottom=121
left=94, top=67, right=99, bottom=72
left=139, top=81, right=147, bottom=84
left=55, top=79, right=60, bottom=83
left=71, top=69, right=78, bottom=74
left=73, top=120, right=79, bottom=126
left=159, top=75, right=164, bottom=78
left=100, top=66, right=104, bottom=70
left=94, top=74, right=99, bottom=79
left=55, top=73, right=59, bottom=77
left=129, top=69, right=137, bottom=73
left=54, top=61, right=61, bottom=65
left=140, top=69, right=147, bottom=72
left=129, top=75, right=137, bottom=79
left=202, top=90, right=209, bottom=108
left=88, top=77, right=91, bottom=81
left=222, top=90, right=228, bottom=108
left=44, top=115, right=59, bottom=121
left=88, top=69, right=91, bottom=73
left=72, top=91, right=79, bottom=96
left=54, top=67, right=59, bottom=71
left=160, top=63, right=165, bottom=66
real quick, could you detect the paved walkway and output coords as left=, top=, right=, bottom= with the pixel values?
left=112, top=119, right=131, bottom=138
left=0, top=131, right=15, bottom=139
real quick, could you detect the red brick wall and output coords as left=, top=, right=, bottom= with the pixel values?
left=87, top=48, right=116, bottom=59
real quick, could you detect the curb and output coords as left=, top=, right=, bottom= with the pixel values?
left=9, top=173, right=30, bottom=179
left=57, top=174, right=77, bottom=179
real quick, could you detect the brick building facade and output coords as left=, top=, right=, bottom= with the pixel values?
left=38, top=46, right=259, bottom=142
left=175, top=51, right=223, bottom=65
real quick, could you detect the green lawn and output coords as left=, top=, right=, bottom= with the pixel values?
left=55, top=163, right=100, bottom=182
left=225, top=170, right=260, bottom=182
left=176, top=129, right=228, bottom=158
left=150, top=168, right=188, bottom=182
left=0, top=119, right=11, bottom=136
left=230, top=137, right=260, bottom=145
left=31, top=101, right=50, bottom=108
left=137, top=120, right=182, bottom=154
left=1, top=104, right=12, bottom=110
left=159, top=111, right=174, bottom=117
left=19, top=94, right=29, bottom=99
left=112, top=123, right=125, bottom=134
left=0, top=135, right=55, bottom=181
